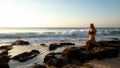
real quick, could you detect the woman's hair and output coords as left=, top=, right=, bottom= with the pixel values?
left=90, top=23, right=95, bottom=29
left=89, top=23, right=96, bottom=35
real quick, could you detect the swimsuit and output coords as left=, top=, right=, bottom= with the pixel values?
left=89, top=31, right=94, bottom=34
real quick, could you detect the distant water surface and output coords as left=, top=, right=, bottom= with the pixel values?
left=0, top=27, right=120, bottom=45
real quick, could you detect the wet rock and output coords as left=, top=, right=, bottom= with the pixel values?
left=61, top=46, right=119, bottom=63
left=12, top=50, right=40, bottom=62
left=49, top=42, right=75, bottom=50
left=0, top=62, right=9, bottom=68
left=33, top=64, right=46, bottom=68
left=98, top=40, right=120, bottom=47
left=103, top=38, right=119, bottom=41
left=0, top=50, right=11, bottom=68
left=49, top=43, right=58, bottom=50
left=0, top=45, right=13, bottom=51
left=52, top=58, right=65, bottom=67
left=59, top=42, right=75, bottom=46
left=109, top=38, right=119, bottom=41
left=62, top=64, right=81, bottom=68
left=40, top=43, right=46, bottom=46
left=0, top=50, right=9, bottom=56
left=91, top=47, right=119, bottom=59
left=0, top=55, right=10, bottom=63
left=44, top=52, right=57, bottom=64
left=11, top=40, right=30, bottom=45
left=31, top=50, right=40, bottom=55
left=62, top=47, right=88, bottom=63
left=44, top=40, right=120, bottom=68
left=82, top=63, right=93, bottom=68
left=44, top=52, right=65, bottom=67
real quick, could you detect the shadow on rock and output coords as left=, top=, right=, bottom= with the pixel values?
left=12, top=50, right=40, bottom=62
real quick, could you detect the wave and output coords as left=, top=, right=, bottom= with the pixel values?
left=0, top=29, right=120, bottom=38
left=97, top=29, right=120, bottom=35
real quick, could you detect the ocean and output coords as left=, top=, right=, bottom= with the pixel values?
left=0, top=27, right=120, bottom=68
left=0, top=27, right=120, bottom=45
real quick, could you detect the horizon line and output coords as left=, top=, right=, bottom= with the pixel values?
left=0, top=27, right=120, bottom=29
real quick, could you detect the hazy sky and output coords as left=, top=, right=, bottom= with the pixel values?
left=0, top=0, right=120, bottom=27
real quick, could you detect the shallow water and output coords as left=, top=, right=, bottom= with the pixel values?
left=0, top=27, right=119, bottom=68
left=7, top=39, right=120, bottom=68
left=8, top=40, right=85, bottom=68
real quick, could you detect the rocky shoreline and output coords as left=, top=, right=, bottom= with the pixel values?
left=0, top=39, right=120, bottom=68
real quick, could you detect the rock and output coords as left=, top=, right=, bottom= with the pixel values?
left=65, top=59, right=81, bottom=65
left=103, top=38, right=119, bottom=41
left=0, top=50, right=11, bottom=68
left=62, top=64, right=81, bottom=68
left=52, top=58, right=65, bottom=67
left=59, top=42, right=75, bottom=46
left=33, top=64, right=46, bottom=68
left=82, top=63, right=93, bottom=68
left=90, top=47, right=119, bottom=59
left=11, top=40, right=30, bottom=45
left=44, top=40, right=120, bottom=68
left=30, top=50, right=40, bottom=54
left=40, top=43, right=46, bottom=46
left=49, top=43, right=58, bottom=50
left=12, top=50, right=40, bottom=62
left=0, top=55, right=10, bottom=63
left=0, top=45, right=13, bottom=51
left=108, top=38, right=119, bottom=41
left=44, top=52, right=65, bottom=67
left=98, top=40, right=120, bottom=47
left=44, top=53, right=57, bottom=64
left=0, top=50, right=9, bottom=56
left=62, top=47, right=87, bottom=63
left=61, top=46, right=119, bottom=63
left=0, top=63, right=9, bottom=68
left=49, top=42, right=75, bottom=50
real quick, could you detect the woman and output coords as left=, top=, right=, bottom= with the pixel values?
left=86, top=23, right=100, bottom=51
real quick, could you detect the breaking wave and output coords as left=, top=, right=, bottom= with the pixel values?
left=0, top=28, right=120, bottom=38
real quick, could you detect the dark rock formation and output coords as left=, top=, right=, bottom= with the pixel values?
left=62, top=47, right=87, bottom=63
left=40, top=43, right=46, bottom=46
left=33, top=64, right=46, bottom=68
left=49, top=42, right=75, bottom=50
left=0, top=45, right=13, bottom=68
left=44, top=53, right=57, bottom=64
left=44, top=52, right=65, bottom=67
left=0, top=51, right=11, bottom=68
left=0, top=56, right=10, bottom=68
left=11, top=40, right=30, bottom=45
left=49, top=43, right=58, bottom=50
left=62, top=63, right=93, bottom=68
left=44, top=40, right=120, bottom=68
left=98, top=40, right=120, bottom=47
left=108, top=38, right=119, bottom=41
left=59, top=42, right=75, bottom=46
left=12, top=50, right=40, bottom=62
left=0, top=45, right=13, bottom=50
left=61, top=46, right=119, bottom=63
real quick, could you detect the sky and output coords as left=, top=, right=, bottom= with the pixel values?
left=0, top=0, right=120, bottom=27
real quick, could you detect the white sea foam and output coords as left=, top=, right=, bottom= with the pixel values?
left=0, top=28, right=119, bottom=45
left=0, top=28, right=120, bottom=68
left=0, top=28, right=119, bottom=39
